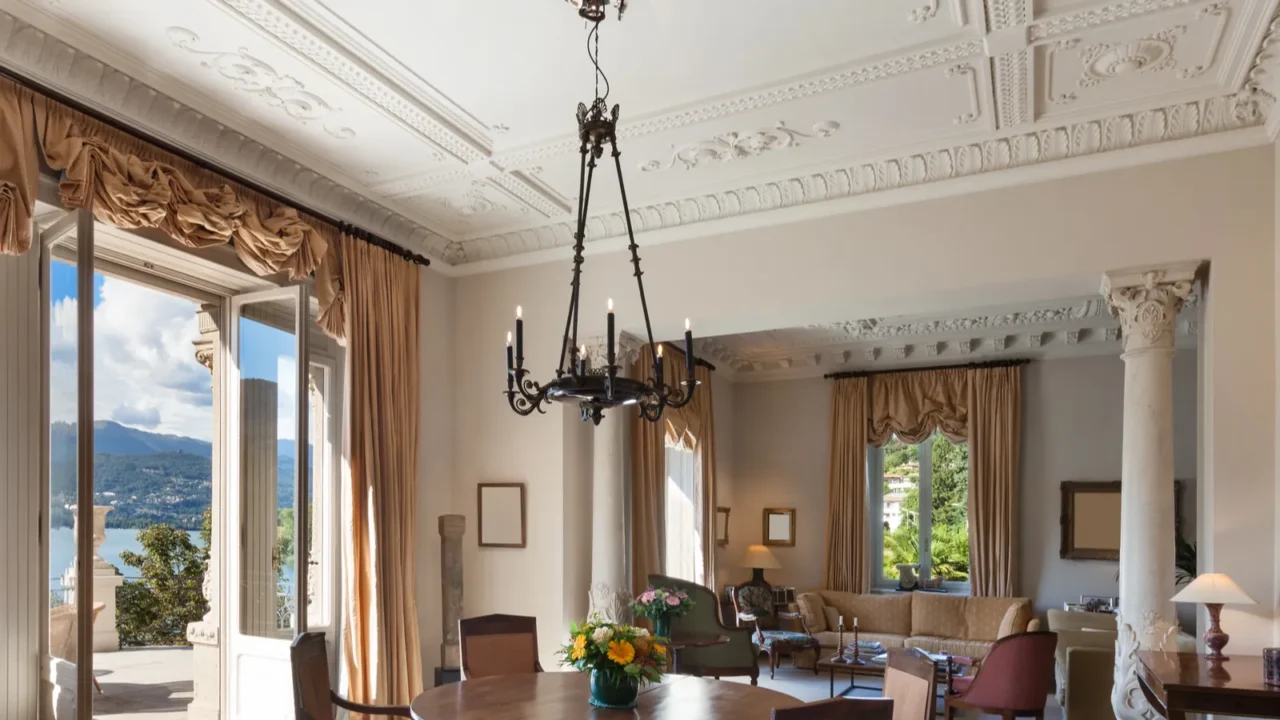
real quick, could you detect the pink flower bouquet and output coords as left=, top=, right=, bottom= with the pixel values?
left=631, top=586, right=695, bottom=620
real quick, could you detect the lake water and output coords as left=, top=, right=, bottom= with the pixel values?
left=49, top=527, right=202, bottom=589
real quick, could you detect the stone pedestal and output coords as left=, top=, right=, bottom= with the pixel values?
left=585, top=336, right=641, bottom=620
left=63, top=506, right=124, bottom=652
left=438, top=514, right=465, bottom=674
left=1103, top=263, right=1197, bottom=720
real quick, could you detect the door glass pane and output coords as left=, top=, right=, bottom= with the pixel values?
left=48, top=259, right=82, bottom=695
left=305, top=363, right=326, bottom=626
left=881, top=436, right=919, bottom=581
left=237, top=298, right=300, bottom=638
left=929, top=433, right=970, bottom=582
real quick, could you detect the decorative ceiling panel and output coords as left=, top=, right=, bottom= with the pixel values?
left=0, top=0, right=1276, bottom=268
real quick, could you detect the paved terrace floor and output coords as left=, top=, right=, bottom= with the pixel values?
left=93, top=646, right=192, bottom=719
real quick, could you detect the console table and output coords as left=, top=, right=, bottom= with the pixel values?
left=1137, top=651, right=1280, bottom=719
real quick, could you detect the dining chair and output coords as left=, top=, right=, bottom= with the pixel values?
left=943, top=631, right=1058, bottom=719
left=883, top=648, right=941, bottom=720
left=290, top=632, right=410, bottom=719
left=772, top=697, right=894, bottom=719
left=458, top=613, right=544, bottom=679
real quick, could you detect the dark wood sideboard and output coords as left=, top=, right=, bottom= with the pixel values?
left=1137, top=651, right=1280, bottom=719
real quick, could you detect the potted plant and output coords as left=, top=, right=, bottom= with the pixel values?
left=632, top=586, right=695, bottom=638
left=558, top=617, right=667, bottom=709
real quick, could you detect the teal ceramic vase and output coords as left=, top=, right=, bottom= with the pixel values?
left=588, top=669, right=639, bottom=709
left=654, top=614, right=671, bottom=639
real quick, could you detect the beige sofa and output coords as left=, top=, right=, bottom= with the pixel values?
left=792, top=591, right=1038, bottom=669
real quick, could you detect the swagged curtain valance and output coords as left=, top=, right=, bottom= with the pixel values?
left=0, top=76, right=350, bottom=339
left=868, top=367, right=969, bottom=446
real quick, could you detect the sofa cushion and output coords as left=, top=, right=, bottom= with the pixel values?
left=812, top=631, right=907, bottom=651
left=1047, top=609, right=1117, bottom=633
left=904, top=635, right=995, bottom=660
left=964, top=596, right=1033, bottom=642
left=754, top=630, right=821, bottom=652
left=822, top=607, right=840, bottom=632
left=996, top=603, right=1020, bottom=639
left=796, top=593, right=827, bottom=632
left=911, top=593, right=968, bottom=639
left=818, top=591, right=912, bottom=635
left=1053, top=629, right=1117, bottom=704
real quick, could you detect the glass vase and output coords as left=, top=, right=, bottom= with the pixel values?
left=588, top=669, right=639, bottom=709
left=654, top=614, right=670, bottom=639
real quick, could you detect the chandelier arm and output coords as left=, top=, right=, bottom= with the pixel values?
left=610, top=143, right=660, bottom=369
left=569, top=153, right=599, bottom=358
left=557, top=142, right=592, bottom=376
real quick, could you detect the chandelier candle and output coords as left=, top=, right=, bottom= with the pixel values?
left=502, top=2, right=701, bottom=425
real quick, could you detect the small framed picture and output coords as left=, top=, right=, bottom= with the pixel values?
left=763, top=508, right=796, bottom=547
left=716, top=507, right=730, bottom=546
left=477, top=483, right=526, bottom=548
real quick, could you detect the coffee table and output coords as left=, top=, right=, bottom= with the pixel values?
left=817, top=653, right=961, bottom=698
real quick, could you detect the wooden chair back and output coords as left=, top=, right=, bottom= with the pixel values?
left=772, top=697, right=894, bottom=719
left=883, top=648, right=939, bottom=720
left=291, top=632, right=333, bottom=719
left=459, top=613, right=543, bottom=679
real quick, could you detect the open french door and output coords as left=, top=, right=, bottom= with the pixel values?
left=224, top=285, right=343, bottom=719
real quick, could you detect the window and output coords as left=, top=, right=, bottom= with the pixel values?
left=664, top=439, right=703, bottom=584
left=869, top=432, right=970, bottom=591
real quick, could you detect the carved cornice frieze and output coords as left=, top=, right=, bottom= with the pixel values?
left=461, top=94, right=1261, bottom=263
left=1028, top=0, right=1195, bottom=42
left=1102, top=264, right=1198, bottom=353
left=583, top=333, right=644, bottom=369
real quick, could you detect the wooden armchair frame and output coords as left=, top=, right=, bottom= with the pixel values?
left=291, top=632, right=411, bottom=719
left=458, top=613, right=544, bottom=679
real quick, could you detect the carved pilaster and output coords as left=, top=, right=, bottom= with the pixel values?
left=187, top=303, right=220, bottom=720
left=1102, top=265, right=1196, bottom=354
left=439, top=515, right=465, bottom=671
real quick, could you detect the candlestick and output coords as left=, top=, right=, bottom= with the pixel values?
left=515, top=306, right=524, bottom=367
left=835, top=620, right=846, bottom=663
left=579, top=344, right=588, bottom=375
left=506, top=332, right=514, bottom=386
left=684, top=318, right=694, bottom=378
left=607, top=298, right=616, bottom=367
left=656, top=344, right=664, bottom=386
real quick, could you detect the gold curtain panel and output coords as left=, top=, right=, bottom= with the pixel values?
left=824, top=376, right=870, bottom=593
left=867, top=367, right=969, bottom=446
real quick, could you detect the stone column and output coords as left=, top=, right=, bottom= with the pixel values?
left=187, top=304, right=220, bottom=720
left=585, top=334, right=642, bottom=621
left=1103, top=263, right=1197, bottom=720
left=62, top=506, right=124, bottom=652
left=438, top=515, right=465, bottom=673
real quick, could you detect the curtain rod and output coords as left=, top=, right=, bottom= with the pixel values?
left=823, top=358, right=1030, bottom=380
left=0, top=64, right=431, bottom=268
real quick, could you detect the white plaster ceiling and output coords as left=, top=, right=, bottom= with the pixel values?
left=1, top=0, right=1278, bottom=269
left=697, top=293, right=1200, bottom=381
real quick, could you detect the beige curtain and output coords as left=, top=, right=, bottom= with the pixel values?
left=967, top=365, right=1022, bottom=597
left=0, top=80, right=38, bottom=255
left=868, top=368, right=969, bottom=446
left=631, top=345, right=665, bottom=598
left=338, top=232, right=424, bottom=703
left=824, top=376, right=870, bottom=593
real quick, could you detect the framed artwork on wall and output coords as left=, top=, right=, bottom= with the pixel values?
left=716, top=507, right=730, bottom=546
left=1060, top=480, right=1185, bottom=560
left=478, top=483, right=526, bottom=548
left=762, top=508, right=796, bottom=547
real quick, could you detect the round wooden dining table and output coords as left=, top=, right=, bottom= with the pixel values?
left=410, top=672, right=801, bottom=719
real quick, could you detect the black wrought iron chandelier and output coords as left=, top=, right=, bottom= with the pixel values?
left=505, top=0, right=699, bottom=426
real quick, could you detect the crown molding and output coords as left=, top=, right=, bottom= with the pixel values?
left=0, top=9, right=457, bottom=261
left=457, top=93, right=1264, bottom=265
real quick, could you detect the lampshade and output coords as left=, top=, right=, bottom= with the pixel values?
left=1171, top=573, right=1258, bottom=605
left=740, top=544, right=781, bottom=570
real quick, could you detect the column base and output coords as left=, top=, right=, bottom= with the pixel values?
left=1111, top=610, right=1179, bottom=720
left=186, top=621, right=220, bottom=720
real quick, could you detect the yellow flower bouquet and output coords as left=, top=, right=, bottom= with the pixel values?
left=558, top=616, right=667, bottom=709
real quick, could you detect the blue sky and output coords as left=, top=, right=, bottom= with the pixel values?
left=50, top=262, right=300, bottom=441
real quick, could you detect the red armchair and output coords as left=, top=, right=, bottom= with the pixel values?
left=944, top=631, right=1057, bottom=720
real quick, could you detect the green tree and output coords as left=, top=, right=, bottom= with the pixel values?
left=930, top=437, right=969, bottom=528
left=116, top=522, right=209, bottom=647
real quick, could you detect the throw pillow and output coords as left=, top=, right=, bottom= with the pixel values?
left=996, top=603, right=1021, bottom=639
left=822, top=606, right=841, bottom=631
left=796, top=593, right=827, bottom=632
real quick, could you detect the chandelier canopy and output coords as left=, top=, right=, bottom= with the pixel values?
left=505, top=4, right=699, bottom=426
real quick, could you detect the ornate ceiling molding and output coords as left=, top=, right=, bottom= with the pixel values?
left=815, top=299, right=1108, bottom=340
left=494, top=39, right=987, bottom=169
left=458, top=93, right=1262, bottom=263
left=640, top=120, right=840, bottom=173
left=1028, top=0, right=1196, bottom=42
left=0, top=9, right=456, bottom=261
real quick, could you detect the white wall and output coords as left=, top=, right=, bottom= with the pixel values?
left=726, top=378, right=830, bottom=590
left=438, top=146, right=1277, bottom=661
left=711, top=371, right=737, bottom=592
left=1021, top=352, right=1198, bottom=616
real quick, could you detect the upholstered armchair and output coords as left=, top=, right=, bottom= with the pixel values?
left=648, top=574, right=760, bottom=685
left=732, top=584, right=822, bottom=678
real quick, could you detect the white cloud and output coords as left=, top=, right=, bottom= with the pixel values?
left=50, top=277, right=213, bottom=441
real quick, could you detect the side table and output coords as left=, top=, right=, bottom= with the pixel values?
left=1137, top=651, right=1280, bottom=719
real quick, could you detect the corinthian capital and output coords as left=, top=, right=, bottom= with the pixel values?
left=1102, top=263, right=1199, bottom=353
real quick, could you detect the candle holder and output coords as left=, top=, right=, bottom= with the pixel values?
left=833, top=621, right=848, bottom=664
left=849, top=622, right=867, bottom=666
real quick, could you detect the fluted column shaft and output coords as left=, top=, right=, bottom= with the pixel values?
left=1104, top=263, right=1196, bottom=720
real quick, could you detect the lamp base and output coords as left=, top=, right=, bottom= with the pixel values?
left=1204, top=603, right=1230, bottom=660
left=741, top=568, right=772, bottom=592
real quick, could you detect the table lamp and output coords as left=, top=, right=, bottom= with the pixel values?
left=739, top=544, right=781, bottom=591
left=1171, top=573, right=1257, bottom=659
